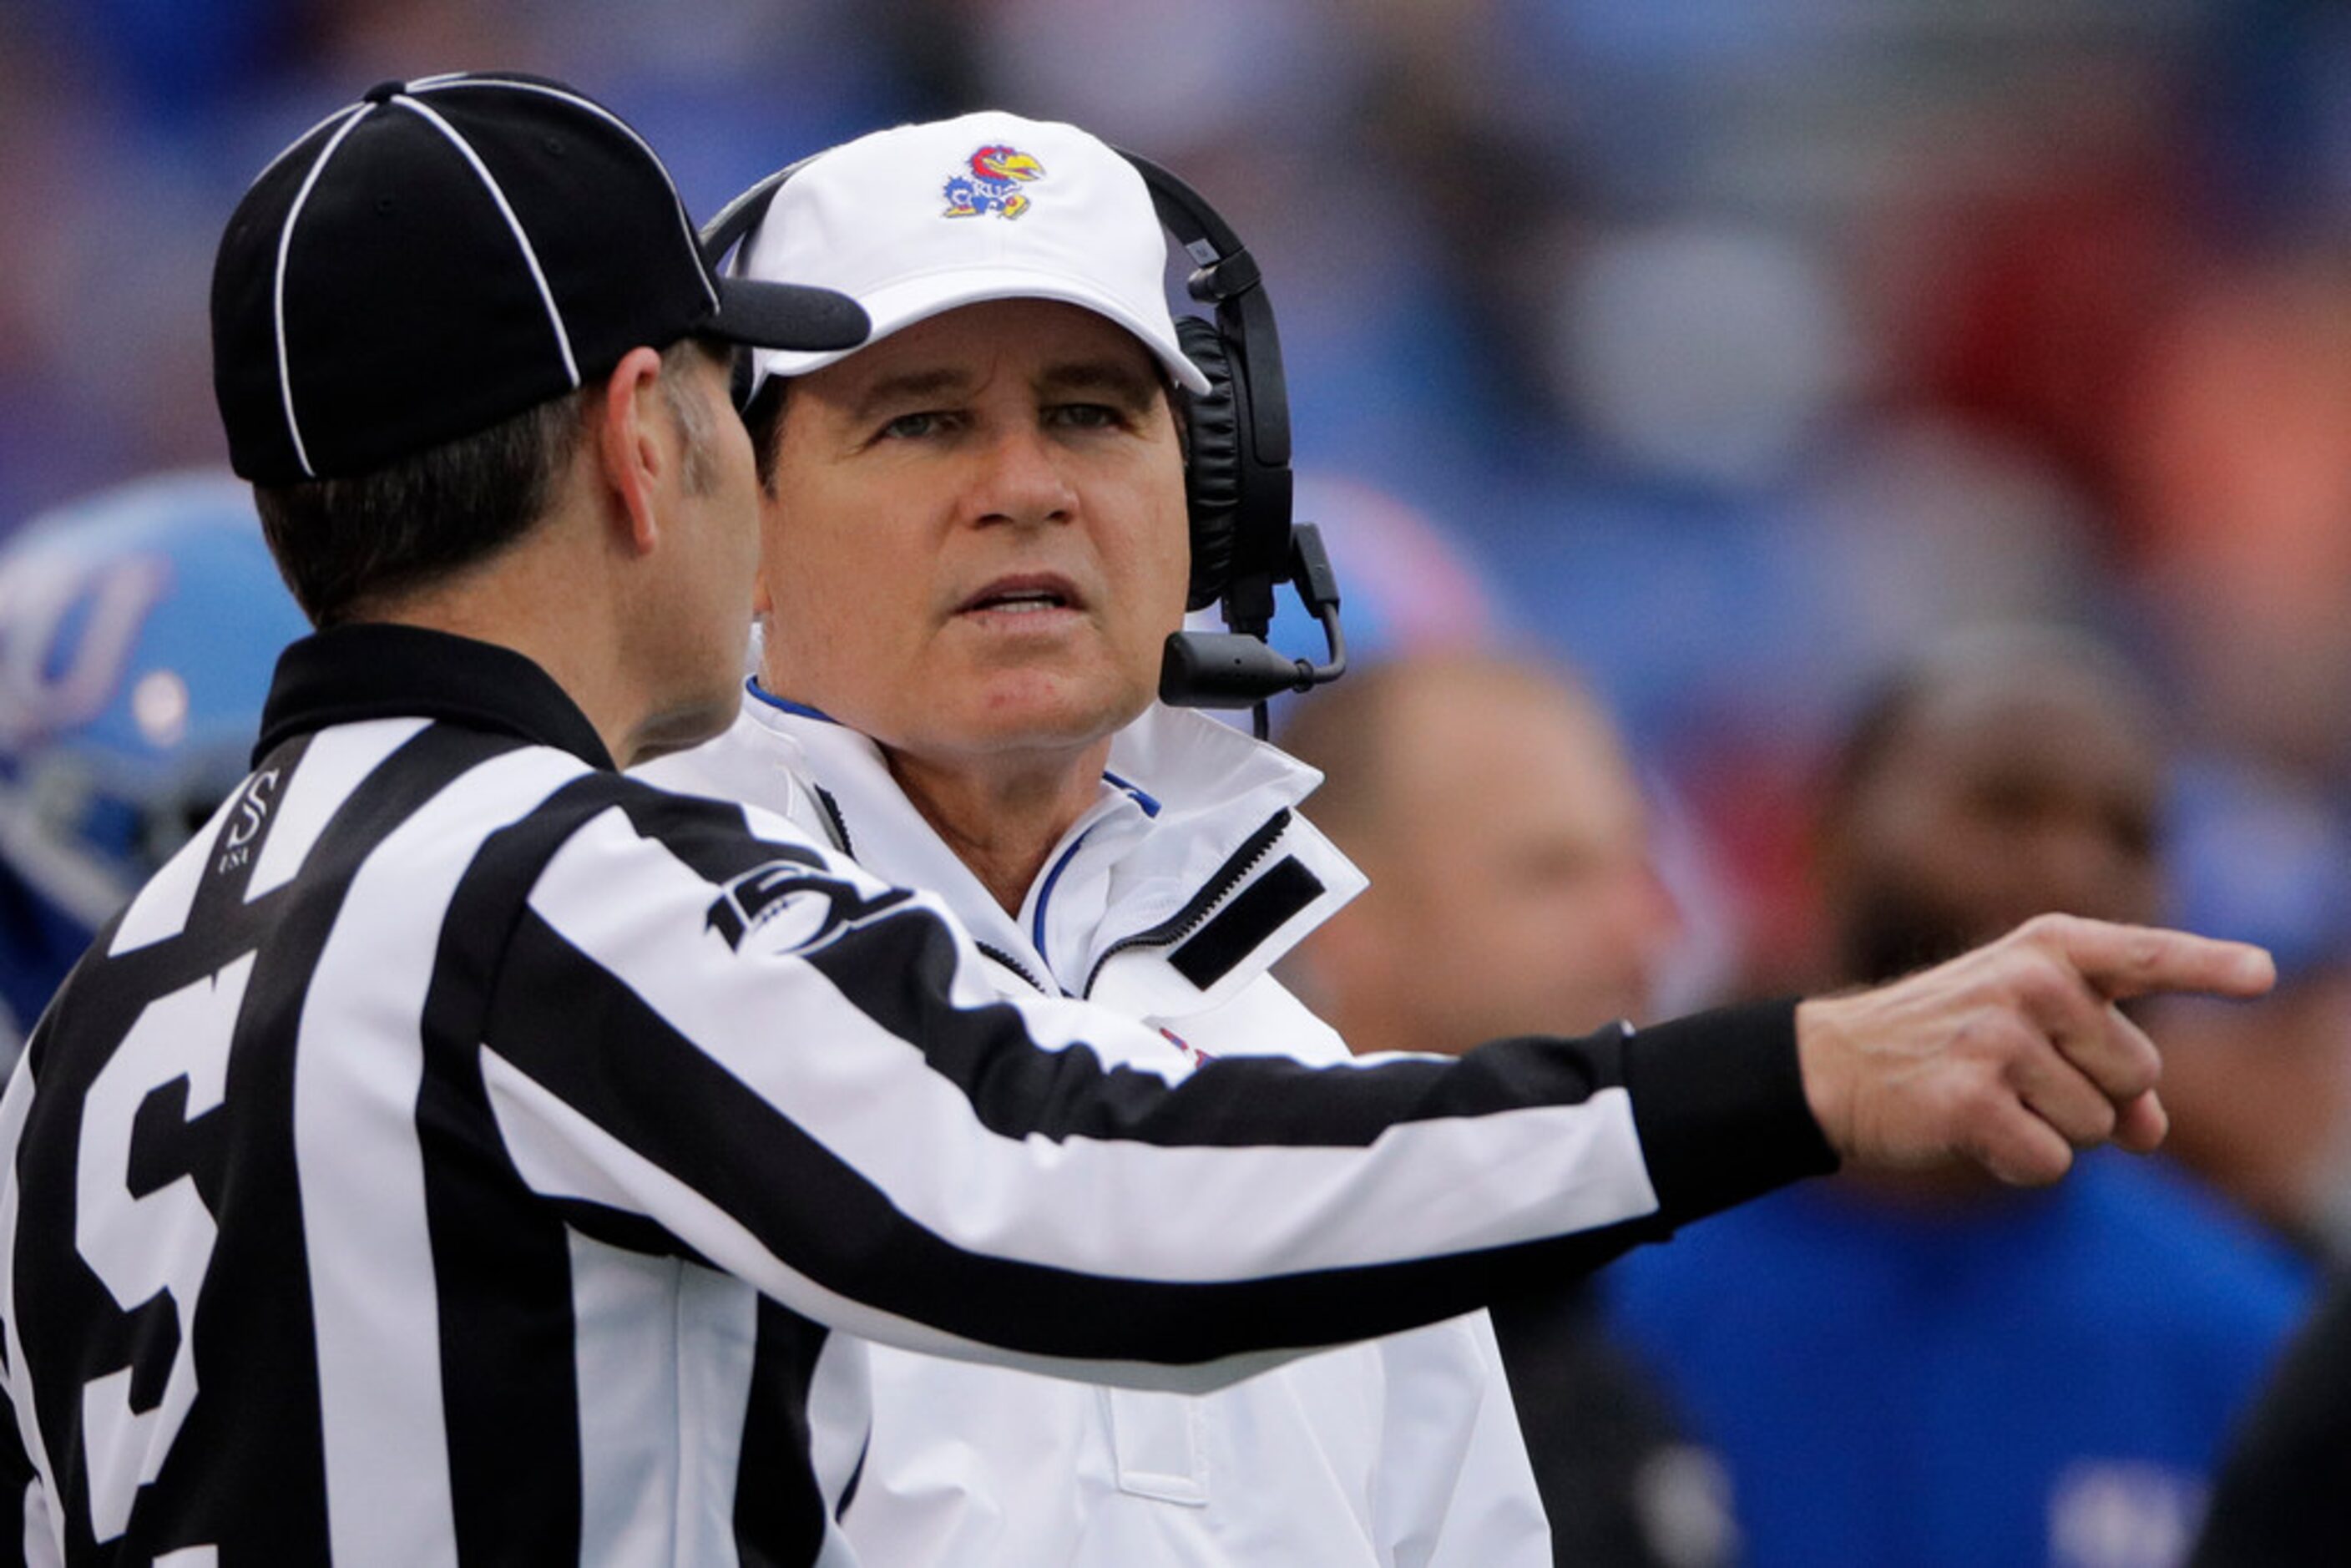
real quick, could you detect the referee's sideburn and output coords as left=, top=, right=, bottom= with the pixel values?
left=0, top=69, right=2273, bottom=1567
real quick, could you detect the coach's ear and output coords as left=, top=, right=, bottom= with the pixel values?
left=594, top=346, right=671, bottom=558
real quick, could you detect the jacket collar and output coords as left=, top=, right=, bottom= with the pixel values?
left=254, top=624, right=614, bottom=771
left=730, top=686, right=1364, bottom=1012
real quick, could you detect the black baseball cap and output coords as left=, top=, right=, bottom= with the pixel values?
left=211, top=72, right=869, bottom=484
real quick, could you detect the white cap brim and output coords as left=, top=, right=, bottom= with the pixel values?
left=744, top=264, right=1212, bottom=405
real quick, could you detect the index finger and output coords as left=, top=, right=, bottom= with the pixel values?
left=2030, top=915, right=2276, bottom=1003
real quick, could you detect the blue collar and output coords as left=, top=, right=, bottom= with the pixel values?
left=746, top=676, right=834, bottom=724
left=751, top=679, right=1161, bottom=818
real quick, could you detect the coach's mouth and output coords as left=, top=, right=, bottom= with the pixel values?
left=956, top=573, right=1084, bottom=618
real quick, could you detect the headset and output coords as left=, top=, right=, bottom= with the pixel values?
left=697, top=146, right=1345, bottom=736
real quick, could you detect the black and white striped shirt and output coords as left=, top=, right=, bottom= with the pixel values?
left=0, top=624, right=1830, bottom=1565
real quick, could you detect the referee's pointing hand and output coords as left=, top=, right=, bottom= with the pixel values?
left=1796, top=913, right=2276, bottom=1186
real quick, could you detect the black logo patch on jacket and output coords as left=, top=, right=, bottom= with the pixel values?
left=705, top=859, right=915, bottom=953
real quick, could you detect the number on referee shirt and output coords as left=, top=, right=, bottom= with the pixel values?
left=73, top=952, right=250, bottom=1542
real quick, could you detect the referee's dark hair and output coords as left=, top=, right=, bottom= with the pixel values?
left=255, top=339, right=720, bottom=625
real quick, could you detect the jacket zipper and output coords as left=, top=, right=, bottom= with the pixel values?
left=1079, top=809, right=1292, bottom=999
left=975, top=940, right=1058, bottom=997
left=822, top=777, right=1062, bottom=998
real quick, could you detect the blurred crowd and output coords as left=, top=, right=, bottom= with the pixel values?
left=12, top=0, right=2351, bottom=960
left=8, top=2, right=2351, bottom=1563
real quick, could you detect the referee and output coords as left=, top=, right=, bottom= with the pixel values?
left=0, top=73, right=2274, bottom=1565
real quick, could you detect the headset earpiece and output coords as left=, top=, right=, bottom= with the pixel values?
left=698, top=163, right=805, bottom=412
left=1175, top=316, right=1241, bottom=612
left=1127, top=153, right=1295, bottom=639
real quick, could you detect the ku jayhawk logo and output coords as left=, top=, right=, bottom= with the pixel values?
left=943, top=144, right=1044, bottom=220
left=706, top=854, right=915, bottom=953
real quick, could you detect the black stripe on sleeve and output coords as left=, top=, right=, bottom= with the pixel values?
left=617, top=786, right=830, bottom=888
left=483, top=908, right=1659, bottom=1365
left=584, top=791, right=1585, bottom=1151
left=796, top=905, right=1609, bottom=1150
left=532, top=785, right=1802, bottom=1162
left=481, top=783, right=1835, bottom=1365
left=798, top=888, right=1833, bottom=1222
left=1619, top=998, right=1838, bottom=1221
left=584, top=792, right=1519, bottom=1149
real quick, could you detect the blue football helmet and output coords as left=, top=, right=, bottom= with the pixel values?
left=0, top=469, right=310, bottom=1040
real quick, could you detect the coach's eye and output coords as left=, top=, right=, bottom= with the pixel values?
left=872, top=407, right=975, bottom=445
left=1048, top=403, right=1122, bottom=432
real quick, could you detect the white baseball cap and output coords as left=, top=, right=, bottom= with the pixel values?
left=723, top=111, right=1211, bottom=406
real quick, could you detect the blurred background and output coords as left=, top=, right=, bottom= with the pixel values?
left=9, top=4, right=2351, bottom=1560
left=11, top=0, right=2351, bottom=1001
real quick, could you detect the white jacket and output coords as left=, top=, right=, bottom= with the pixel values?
left=642, top=687, right=1552, bottom=1566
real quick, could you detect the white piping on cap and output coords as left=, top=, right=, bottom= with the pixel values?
left=411, top=75, right=717, bottom=316
left=392, top=93, right=581, bottom=392
left=251, top=98, right=373, bottom=189
left=271, top=104, right=372, bottom=480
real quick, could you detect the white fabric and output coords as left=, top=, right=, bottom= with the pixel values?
left=643, top=695, right=1551, bottom=1565
left=725, top=111, right=1212, bottom=403
left=295, top=745, right=584, bottom=1568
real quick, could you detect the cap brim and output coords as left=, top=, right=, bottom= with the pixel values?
left=707, top=276, right=870, bottom=352
left=746, top=266, right=1213, bottom=401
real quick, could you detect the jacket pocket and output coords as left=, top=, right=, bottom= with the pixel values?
left=1102, top=1387, right=1210, bottom=1505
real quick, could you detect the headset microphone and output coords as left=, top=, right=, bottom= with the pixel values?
left=1118, top=150, right=1348, bottom=737
left=1159, top=519, right=1346, bottom=736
